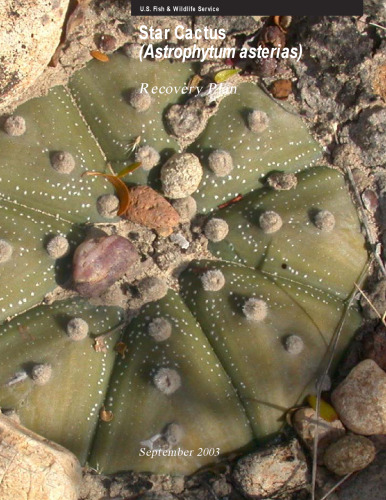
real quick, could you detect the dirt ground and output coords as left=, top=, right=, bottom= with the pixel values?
left=1, top=1, right=386, bottom=499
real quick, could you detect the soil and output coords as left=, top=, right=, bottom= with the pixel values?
left=1, top=1, right=386, bottom=499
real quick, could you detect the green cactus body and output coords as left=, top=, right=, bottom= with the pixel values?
left=179, top=260, right=361, bottom=438
left=208, top=167, right=368, bottom=299
left=69, top=54, right=193, bottom=181
left=0, top=299, right=123, bottom=463
left=190, top=83, right=322, bottom=213
left=0, top=88, right=117, bottom=322
left=0, top=53, right=368, bottom=476
left=90, top=290, right=253, bottom=474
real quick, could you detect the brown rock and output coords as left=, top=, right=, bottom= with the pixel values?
left=0, top=414, right=81, bottom=500
left=233, top=439, right=309, bottom=497
left=292, top=407, right=345, bottom=464
left=0, top=0, right=69, bottom=110
left=269, top=79, right=292, bottom=100
left=323, top=435, right=376, bottom=476
left=97, top=34, right=117, bottom=52
left=331, top=359, right=386, bottom=435
left=73, top=235, right=139, bottom=297
left=125, top=186, right=180, bottom=236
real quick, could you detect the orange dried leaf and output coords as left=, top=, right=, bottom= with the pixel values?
left=90, top=50, right=109, bottom=62
left=82, top=171, right=130, bottom=216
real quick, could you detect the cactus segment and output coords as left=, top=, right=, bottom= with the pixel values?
left=179, top=260, right=362, bottom=438
left=89, top=290, right=253, bottom=475
left=0, top=299, right=124, bottom=463
left=209, top=167, right=368, bottom=299
left=69, top=54, right=194, bottom=182
left=190, top=83, right=322, bottom=213
left=0, top=87, right=113, bottom=222
left=0, top=199, right=86, bottom=322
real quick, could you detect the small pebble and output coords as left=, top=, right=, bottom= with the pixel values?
left=153, top=368, right=181, bottom=395
left=243, top=298, right=268, bottom=321
left=247, top=110, right=269, bottom=133
left=135, top=145, right=160, bottom=171
left=97, top=34, right=117, bottom=52
left=270, top=79, right=292, bottom=99
left=96, top=194, right=119, bottom=219
left=50, top=151, right=75, bottom=174
left=31, top=363, right=52, bottom=386
left=204, top=218, right=229, bottom=242
left=262, top=25, right=286, bottom=47
left=66, top=318, right=89, bottom=341
left=73, top=235, right=139, bottom=298
left=259, top=211, right=283, bottom=233
left=361, top=189, right=378, bottom=212
left=169, top=233, right=189, bottom=250
left=292, top=407, right=345, bottom=464
left=161, top=153, right=203, bottom=199
left=208, top=150, right=233, bottom=177
left=324, top=435, right=376, bottom=476
left=46, top=235, right=70, bottom=259
left=0, top=239, right=13, bottom=263
left=331, top=359, right=386, bottom=435
left=3, top=115, right=26, bottom=136
left=128, top=88, right=152, bottom=112
left=124, top=185, right=180, bottom=236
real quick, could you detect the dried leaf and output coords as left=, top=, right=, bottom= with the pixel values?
left=273, top=15, right=292, bottom=32
left=187, top=74, right=203, bottom=92
left=116, top=162, right=142, bottom=178
left=82, top=172, right=130, bottom=216
left=307, top=395, right=338, bottom=422
left=214, top=68, right=241, bottom=84
left=115, top=341, right=128, bottom=359
left=90, top=50, right=109, bottom=62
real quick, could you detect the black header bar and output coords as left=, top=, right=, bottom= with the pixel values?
left=131, top=0, right=363, bottom=16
